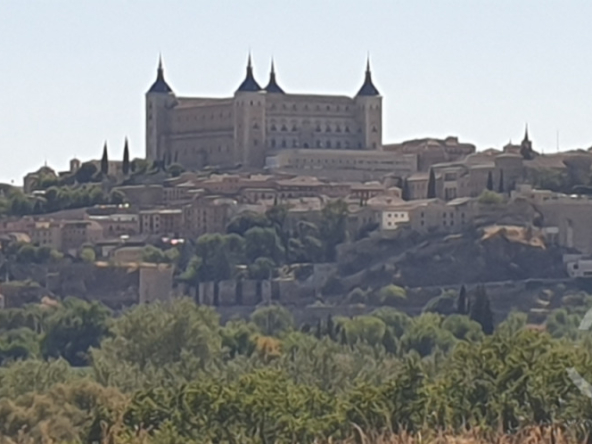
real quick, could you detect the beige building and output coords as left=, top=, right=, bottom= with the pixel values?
left=384, top=136, right=476, bottom=172
left=88, top=213, right=139, bottom=239
left=266, top=148, right=418, bottom=181
left=61, top=220, right=103, bottom=252
left=30, top=221, right=62, bottom=249
left=511, top=185, right=592, bottom=255
left=146, top=56, right=383, bottom=170
left=182, top=196, right=234, bottom=238
left=139, top=209, right=184, bottom=236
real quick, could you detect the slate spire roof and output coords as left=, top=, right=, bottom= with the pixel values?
left=236, top=53, right=262, bottom=92
left=264, top=58, right=285, bottom=94
left=147, top=55, right=174, bottom=94
left=356, top=56, right=380, bottom=96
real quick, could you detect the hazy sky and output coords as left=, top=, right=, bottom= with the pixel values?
left=2, top=1, right=592, bottom=184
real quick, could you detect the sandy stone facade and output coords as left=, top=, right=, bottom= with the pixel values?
left=145, top=56, right=383, bottom=170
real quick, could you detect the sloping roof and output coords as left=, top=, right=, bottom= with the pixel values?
left=357, top=71, right=380, bottom=96
left=147, top=59, right=173, bottom=94
left=264, top=60, right=284, bottom=94
left=236, top=56, right=262, bottom=92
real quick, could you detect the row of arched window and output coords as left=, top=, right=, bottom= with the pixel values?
left=267, top=122, right=357, bottom=133
left=269, top=139, right=363, bottom=149
left=269, top=103, right=351, bottom=113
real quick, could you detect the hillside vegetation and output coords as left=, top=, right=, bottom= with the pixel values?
left=0, top=295, right=591, bottom=442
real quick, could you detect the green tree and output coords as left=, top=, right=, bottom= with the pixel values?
left=319, top=200, right=348, bottom=261
left=100, top=143, right=109, bottom=176
left=195, top=233, right=245, bottom=282
left=441, top=314, right=484, bottom=341
left=371, top=307, right=411, bottom=339
left=486, top=170, right=494, bottom=191
left=244, top=227, right=284, bottom=264
left=142, top=245, right=167, bottom=263
left=248, top=257, right=276, bottom=280
left=41, top=298, right=111, bottom=366
left=399, top=313, right=456, bottom=356
left=226, top=211, right=270, bottom=236
left=80, top=247, right=96, bottom=263
left=478, top=189, right=503, bottom=205
left=427, top=168, right=436, bottom=199
left=92, top=298, right=221, bottom=372
left=457, top=284, right=468, bottom=314
left=75, top=162, right=98, bottom=184
left=401, top=178, right=411, bottom=201
left=376, top=284, right=407, bottom=306
left=469, top=285, right=494, bottom=335
left=122, top=138, right=130, bottom=175
left=250, top=305, right=294, bottom=337
left=381, top=327, right=397, bottom=354
left=166, top=163, right=185, bottom=177
left=341, top=315, right=386, bottom=346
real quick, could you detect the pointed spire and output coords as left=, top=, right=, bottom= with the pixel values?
left=523, top=123, right=530, bottom=142
left=147, top=55, right=173, bottom=94
left=264, top=57, right=285, bottom=94
left=356, top=54, right=380, bottom=96
left=237, top=52, right=262, bottom=92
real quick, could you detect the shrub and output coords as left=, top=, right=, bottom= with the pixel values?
left=478, top=190, right=503, bottom=205
left=347, top=287, right=368, bottom=304
left=376, top=284, right=407, bottom=306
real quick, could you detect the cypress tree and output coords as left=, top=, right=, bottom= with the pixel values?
left=469, top=285, right=494, bottom=335
left=326, top=315, right=335, bottom=340
left=100, top=142, right=109, bottom=176
left=457, top=284, right=467, bottom=315
left=339, top=328, right=348, bottom=346
left=382, top=328, right=397, bottom=354
left=122, top=138, right=130, bottom=175
left=427, top=168, right=436, bottom=199
left=498, top=169, right=504, bottom=193
left=315, top=319, right=323, bottom=339
left=401, top=178, right=411, bottom=201
left=486, top=171, right=494, bottom=191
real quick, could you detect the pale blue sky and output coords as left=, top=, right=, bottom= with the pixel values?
left=1, top=1, right=592, bottom=184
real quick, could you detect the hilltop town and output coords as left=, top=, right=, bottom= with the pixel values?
left=2, top=56, right=592, bottom=321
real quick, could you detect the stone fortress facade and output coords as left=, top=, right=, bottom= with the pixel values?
left=145, top=55, right=383, bottom=170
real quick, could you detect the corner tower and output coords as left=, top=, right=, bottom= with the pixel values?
left=354, top=57, right=382, bottom=150
left=145, top=56, right=177, bottom=163
left=233, top=54, right=267, bottom=168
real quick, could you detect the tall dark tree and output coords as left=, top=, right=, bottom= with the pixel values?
left=498, top=169, right=504, bottom=193
left=100, top=143, right=109, bottom=176
left=326, top=315, right=335, bottom=340
left=457, top=284, right=467, bottom=315
left=122, top=138, right=130, bottom=175
left=401, top=178, right=411, bottom=201
left=382, top=328, right=397, bottom=354
left=486, top=171, right=494, bottom=191
left=426, top=169, right=436, bottom=199
left=315, top=319, right=323, bottom=339
left=469, top=285, right=494, bottom=335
